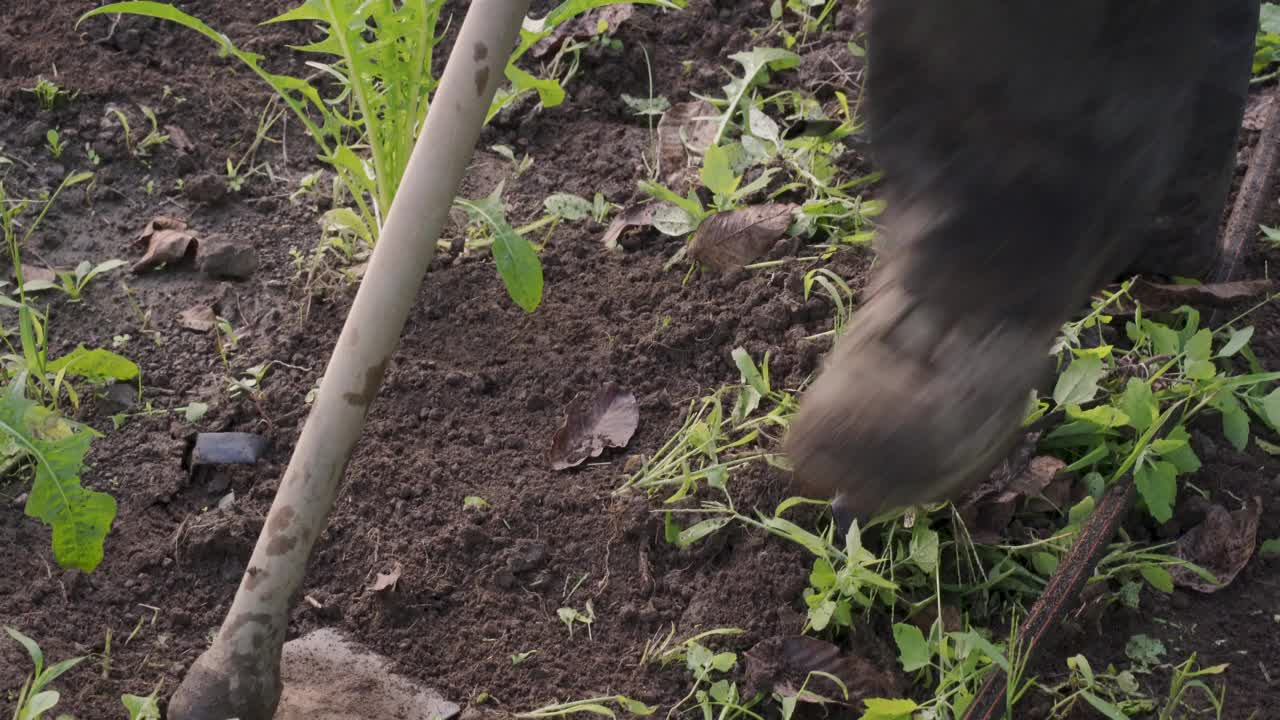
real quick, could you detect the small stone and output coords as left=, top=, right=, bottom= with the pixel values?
left=428, top=408, right=446, bottom=422
left=198, top=236, right=259, bottom=280
left=503, top=436, right=527, bottom=450
left=524, top=393, right=550, bottom=412
left=12, top=492, right=28, bottom=507
left=444, top=372, right=466, bottom=387
left=100, top=382, right=137, bottom=414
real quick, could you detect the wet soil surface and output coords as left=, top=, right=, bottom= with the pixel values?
left=1, top=2, right=1277, bottom=718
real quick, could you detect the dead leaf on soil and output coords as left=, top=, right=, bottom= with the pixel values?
left=1170, top=497, right=1262, bottom=593
left=15, top=264, right=57, bottom=284
left=1126, top=278, right=1276, bottom=311
left=744, top=636, right=900, bottom=704
left=165, top=124, right=196, bottom=154
left=177, top=304, right=217, bottom=333
left=957, top=434, right=1074, bottom=544
left=132, top=216, right=197, bottom=273
left=601, top=203, right=657, bottom=251
left=531, top=5, right=635, bottom=57
left=548, top=383, right=639, bottom=470
left=688, top=204, right=798, bottom=272
left=369, top=561, right=403, bottom=593
left=657, top=99, right=718, bottom=190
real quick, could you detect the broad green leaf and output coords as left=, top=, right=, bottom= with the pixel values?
left=19, top=279, right=59, bottom=294
left=1263, top=3, right=1280, bottom=34
left=1031, top=551, right=1059, bottom=576
left=618, top=696, right=655, bottom=716
left=22, top=691, right=60, bottom=720
left=747, top=104, right=781, bottom=149
left=1214, top=393, right=1251, bottom=451
left=1068, top=404, right=1129, bottom=429
left=1217, top=326, right=1254, bottom=358
left=1139, top=565, right=1174, bottom=593
left=1053, top=356, right=1104, bottom=406
left=1135, top=460, right=1177, bottom=523
left=455, top=190, right=543, bottom=313
left=759, top=515, right=830, bottom=559
left=1263, top=387, right=1280, bottom=428
left=701, top=144, right=740, bottom=198
left=808, top=598, right=836, bottom=630
left=1184, top=329, right=1212, bottom=362
left=1260, top=538, right=1280, bottom=557
left=46, top=346, right=139, bottom=384
left=1118, top=378, right=1156, bottom=433
left=891, top=623, right=930, bottom=672
left=1, top=395, right=114, bottom=572
left=858, top=698, right=920, bottom=720
left=122, top=692, right=162, bottom=720
left=505, top=63, right=565, bottom=108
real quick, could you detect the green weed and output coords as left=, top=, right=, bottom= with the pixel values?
left=81, top=0, right=687, bottom=312
left=18, top=259, right=127, bottom=303
left=21, top=76, right=73, bottom=112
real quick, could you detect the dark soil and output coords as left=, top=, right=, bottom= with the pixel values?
left=0, top=2, right=1277, bottom=719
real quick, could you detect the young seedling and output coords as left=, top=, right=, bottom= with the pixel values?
left=45, top=128, right=66, bottom=159
left=18, top=258, right=127, bottom=302
left=22, top=75, right=72, bottom=111
left=5, top=626, right=89, bottom=720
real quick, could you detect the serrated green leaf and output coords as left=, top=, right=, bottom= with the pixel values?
left=1054, top=356, right=1104, bottom=406
left=1157, top=426, right=1201, bottom=473
left=891, top=623, right=930, bottom=672
left=0, top=394, right=113, bottom=572
left=543, top=193, right=593, bottom=221
left=1135, top=460, right=1177, bottom=523
left=857, top=698, right=920, bottom=720
left=909, top=525, right=939, bottom=575
left=701, top=144, right=740, bottom=197
left=1118, top=378, right=1156, bottom=433
left=46, top=346, right=139, bottom=384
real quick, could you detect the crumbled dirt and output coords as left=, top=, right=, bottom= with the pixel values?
left=0, top=2, right=1277, bottom=719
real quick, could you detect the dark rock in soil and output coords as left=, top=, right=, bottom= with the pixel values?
left=184, top=172, right=228, bottom=204
left=198, top=236, right=259, bottom=279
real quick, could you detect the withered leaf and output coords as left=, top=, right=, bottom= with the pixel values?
left=531, top=5, right=635, bottom=57
left=657, top=100, right=717, bottom=191
left=601, top=203, right=657, bottom=252
left=165, top=124, right=196, bottom=154
left=688, top=204, right=797, bottom=272
left=17, top=264, right=57, bottom=284
left=548, top=383, right=639, bottom=471
left=957, top=435, right=1075, bottom=544
left=1171, top=497, right=1262, bottom=593
left=370, top=561, right=403, bottom=593
left=1128, top=278, right=1276, bottom=310
left=178, top=304, right=217, bottom=333
left=744, top=636, right=900, bottom=704
left=132, top=216, right=197, bottom=273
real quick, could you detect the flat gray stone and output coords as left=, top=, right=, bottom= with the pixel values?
left=276, top=628, right=459, bottom=720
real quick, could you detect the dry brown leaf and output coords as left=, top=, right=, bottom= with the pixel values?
left=657, top=100, right=717, bottom=191
left=132, top=216, right=197, bottom=273
left=370, top=561, right=403, bottom=593
left=1127, top=278, right=1276, bottom=310
left=531, top=5, right=635, bottom=57
left=178, top=304, right=217, bottom=333
left=744, top=636, right=900, bottom=704
left=548, top=383, right=639, bottom=470
left=957, top=435, right=1075, bottom=544
left=688, top=204, right=798, bottom=272
left=165, top=124, right=196, bottom=154
left=1171, top=497, right=1262, bottom=593
left=16, top=264, right=57, bottom=284
left=601, top=204, right=657, bottom=251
